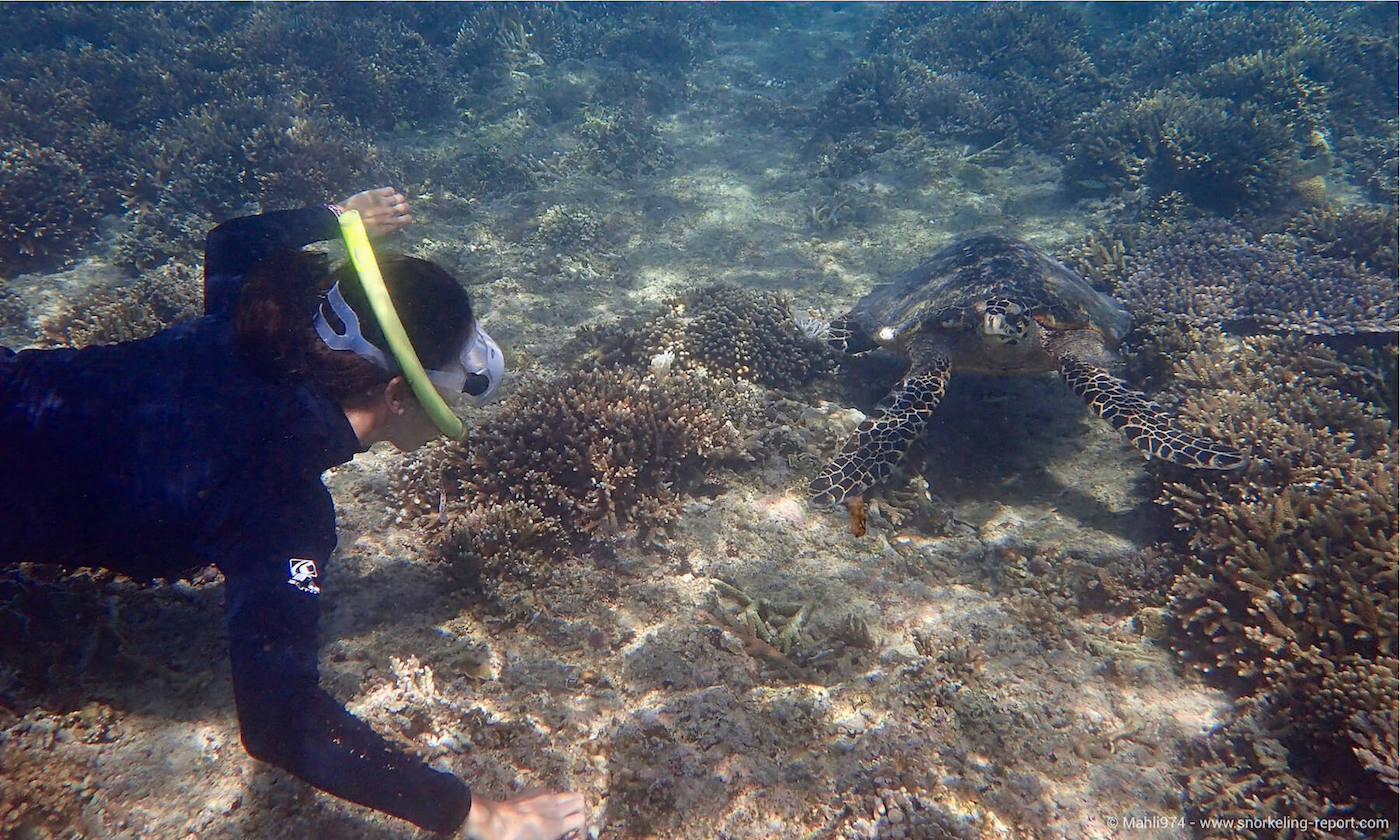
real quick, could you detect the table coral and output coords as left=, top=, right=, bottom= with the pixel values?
left=1114, top=219, right=1397, bottom=336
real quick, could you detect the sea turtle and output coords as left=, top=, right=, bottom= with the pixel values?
left=811, top=234, right=1244, bottom=510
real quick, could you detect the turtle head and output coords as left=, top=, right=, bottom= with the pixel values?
left=976, top=298, right=1029, bottom=345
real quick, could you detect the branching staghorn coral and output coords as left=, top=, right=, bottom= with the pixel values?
left=1063, top=91, right=1302, bottom=213
left=0, top=141, right=100, bottom=269
left=1285, top=202, right=1399, bottom=277
left=1183, top=725, right=1350, bottom=839
left=1160, top=331, right=1398, bottom=827
left=396, top=367, right=739, bottom=587
left=40, top=260, right=202, bottom=348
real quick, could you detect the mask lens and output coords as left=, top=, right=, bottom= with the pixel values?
left=432, top=382, right=468, bottom=410
left=462, top=371, right=491, bottom=397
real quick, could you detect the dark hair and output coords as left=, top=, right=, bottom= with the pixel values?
left=234, top=249, right=474, bottom=404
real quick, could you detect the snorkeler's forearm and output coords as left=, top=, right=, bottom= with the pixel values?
left=203, top=206, right=342, bottom=317
left=224, top=558, right=472, bottom=833
left=236, top=678, right=474, bottom=832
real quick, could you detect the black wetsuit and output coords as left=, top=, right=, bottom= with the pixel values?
left=0, top=206, right=471, bottom=834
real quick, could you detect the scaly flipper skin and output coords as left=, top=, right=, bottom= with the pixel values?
left=810, top=353, right=952, bottom=505
left=1057, top=353, right=1244, bottom=470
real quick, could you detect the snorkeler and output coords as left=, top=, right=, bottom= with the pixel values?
left=0, top=188, right=586, bottom=840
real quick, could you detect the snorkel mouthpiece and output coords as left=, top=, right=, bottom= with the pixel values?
left=337, top=210, right=466, bottom=440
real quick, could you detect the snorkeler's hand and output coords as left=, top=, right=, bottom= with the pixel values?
left=338, top=186, right=414, bottom=236
left=461, top=790, right=588, bottom=840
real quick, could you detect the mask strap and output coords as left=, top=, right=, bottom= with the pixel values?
left=313, top=283, right=395, bottom=371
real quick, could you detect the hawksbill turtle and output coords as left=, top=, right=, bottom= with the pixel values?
left=810, top=234, right=1243, bottom=511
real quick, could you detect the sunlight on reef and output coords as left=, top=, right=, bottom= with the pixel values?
left=1, top=3, right=1394, bottom=838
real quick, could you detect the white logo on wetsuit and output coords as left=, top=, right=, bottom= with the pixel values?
left=288, top=558, right=321, bottom=595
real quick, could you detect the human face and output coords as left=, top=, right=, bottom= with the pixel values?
left=381, top=377, right=448, bottom=451
left=345, top=376, right=450, bottom=452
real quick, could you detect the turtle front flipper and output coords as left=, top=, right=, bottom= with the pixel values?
left=1056, top=353, right=1244, bottom=470
left=811, top=353, right=951, bottom=505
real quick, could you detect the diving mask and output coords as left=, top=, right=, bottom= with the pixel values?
left=313, top=282, right=504, bottom=406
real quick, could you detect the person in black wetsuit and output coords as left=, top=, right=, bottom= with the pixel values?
left=0, top=188, right=586, bottom=840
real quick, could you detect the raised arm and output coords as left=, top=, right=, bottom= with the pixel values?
left=203, top=188, right=414, bottom=318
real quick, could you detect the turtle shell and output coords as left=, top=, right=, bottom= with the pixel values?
left=847, top=234, right=1132, bottom=348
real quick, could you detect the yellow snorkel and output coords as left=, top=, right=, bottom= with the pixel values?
left=337, top=210, right=466, bottom=441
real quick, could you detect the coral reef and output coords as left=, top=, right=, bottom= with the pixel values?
left=569, top=105, right=674, bottom=178
left=804, top=1, right=1397, bottom=208
left=0, top=5, right=407, bottom=269
left=119, top=95, right=379, bottom=269
left=39, top=261, right=202, bottom=348
left=535, top=204, right=605, bottom=253
left=0, top=287, right=26, bottom=339
left=1113, top=219, right=1397, bottom=336
left=1106, top=4, right=1319, bottom=83
left=1183, top=724, right=1351, bottom=840
left=863, top=3, right=1102, bottom=150
left=814, top=56, right=1006, bottom=148
left=0, top=142, right=101, bottom=269
left=573, top=284, right=839, bottom=391
left=429, top=501, right=571, bottom=597
left=396, top=367, right=739, bottom=590
left=1160, top=331, right=1398, bottom=829
left=1062, top=91, right=1302, bottom=213
left=1285, top=202, right=1399, bottom=277
left=2, top=6, right=1396, bottom=837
